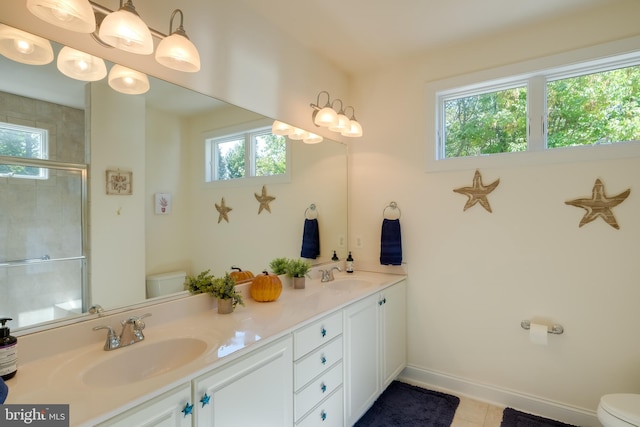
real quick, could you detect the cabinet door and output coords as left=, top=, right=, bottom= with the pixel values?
left=380, top=280, right=407, bottom=388
left=343, top=294, right=380, bottom=426
left=97, top=383, right=192, bottom=427
left=194, top=336, right=293, bottom=427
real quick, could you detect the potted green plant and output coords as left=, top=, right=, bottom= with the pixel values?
left=185, top=270, right=244, bottom=314
left=269, top=257, right=291, bottom=287
left=286, top=259, right=312, bottom=289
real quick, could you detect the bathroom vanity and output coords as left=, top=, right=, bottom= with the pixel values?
left=6, top=269, right=406, bottom=426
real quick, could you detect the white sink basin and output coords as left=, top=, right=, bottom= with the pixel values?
left=82, top=337, right=208, bottom=388
left=322, top=277, right=373, bottom=292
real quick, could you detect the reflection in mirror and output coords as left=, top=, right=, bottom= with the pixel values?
left=0, top=27, right=348, bottom=334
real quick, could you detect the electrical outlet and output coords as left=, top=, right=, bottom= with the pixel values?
left=338, top=235, right=345, bottom=247
left=356, top=235, right=363, bottom=248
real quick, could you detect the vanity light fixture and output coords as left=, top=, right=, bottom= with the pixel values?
left=310, top=91, right=363, bottom=138
left=311, top=91, right=338, bottom=128
left=272, top=120, right=293, bottom=136
left=155, top=9, right=200, bottom=72
left=0, top=24, right=54, bottom=65
left=98, top=0, right=153, bottom=55
left=108, top=64, right=149, bottom=94
left=341, top=106, right=363, bottom=138
left=57, top=46, right=107, bottom=81
left=303, top=133, right=323, bottom=144
left=288, top=127, right=310, bottom=141
left=26, top=0, right=96, bottom=33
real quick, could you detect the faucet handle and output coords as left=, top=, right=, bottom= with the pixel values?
left=133, top=313, right=152, bottom=330
left=93, top=325, right=120, bottom=351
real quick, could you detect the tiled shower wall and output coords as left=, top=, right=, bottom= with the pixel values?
left=0, top=91, right=85, bottom=328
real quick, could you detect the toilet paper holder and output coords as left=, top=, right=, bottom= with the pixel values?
left=521, top=320, right=564, bottom=335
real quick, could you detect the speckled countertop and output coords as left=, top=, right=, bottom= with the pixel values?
left=5, top=269, right=406, bottom=426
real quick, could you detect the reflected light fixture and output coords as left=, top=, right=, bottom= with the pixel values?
left=341, top=106, right=363, bottom=138
left=155, top=9, right=200, bottom=72
left=328, top=99, right=350, bottom=133
left=57, top=46, right=107, bottom=81
left=303, top=133, right=323, bottom=144
left=272, top=120, right=293, bottom=136
left=26, top=0, right=96, bottom=33
left=108, top=64, right=149, bottom=94
left=288, top=128, right=309, bottom=141
left=0, top=24, right=54, bottom=65
left=310, top=90, right=338, bottom=128
left=98, top=0, right=153, bottom=55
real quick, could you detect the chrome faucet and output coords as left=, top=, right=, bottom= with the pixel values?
left=93, top=313, right=151, bottom=351
left=320, top=266, right=342, bottom=282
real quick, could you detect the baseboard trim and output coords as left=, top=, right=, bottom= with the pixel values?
left=398, top=365, right=599, bottom=427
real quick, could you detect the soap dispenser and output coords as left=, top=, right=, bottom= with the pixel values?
left=346, top=251, right=354, bottom=273
left=0, top=318, right=17, bottom=380
left=331, top=251, right=339, bottom=261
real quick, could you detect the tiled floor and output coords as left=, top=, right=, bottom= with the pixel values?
left=451, top=394, right=505, bottom=427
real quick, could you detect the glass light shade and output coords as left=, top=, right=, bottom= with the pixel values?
left=57, top=46, right=107, bottom=81
left=272, top=120, right=293, bottom=136
left=26, top=0, right=96, bottom=33
left=303, top=133, right=323, bottom=144
left=328, top=113, right=350, bottom=132
left=288, top=128, right=309, bottom=140
left=0, top=25, right=54, bottom=65
left=108, top=64, right=150, bottom=94
left=155, top=33, right=200, bottom=72
left=341, top=120, right=363, bottom=138
left=98, top=7, right=153, bottom=55
left=313, top=106, right=338, bottom=127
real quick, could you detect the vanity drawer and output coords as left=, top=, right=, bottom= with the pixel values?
left=294, top=311, right=342, bottom=359
left=295, top=361, right=343, bottom=421
left=294, top=335, right=342, bottom=390
left=296, top=386, right=343, bottom=427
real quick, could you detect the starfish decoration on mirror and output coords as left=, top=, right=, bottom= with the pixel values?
left=255, top=185, right=276, bottom=214
left=565, top=178, right=630, bottom=229
left=453, top=169, right=500, bottom=213
left=215, top=197, right=232, bottom=223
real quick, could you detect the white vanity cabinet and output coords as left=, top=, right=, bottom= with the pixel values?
left=96, top=383, right=192, bottom=427
left=343, top=280, right=407, bottom=426
left=293, top=311, right=344, bottom=427
left=193, top=335, right=293, bottom=426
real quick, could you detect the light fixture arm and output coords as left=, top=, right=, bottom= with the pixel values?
left=331, top=99, right=345, bottom=114
left=169, top=9, right=188, bottom=38
left=89, top=0, right=166, bottom=39
left=343, top=105, right=357, bottom=120
left=310, top=90, right=332, bottom=110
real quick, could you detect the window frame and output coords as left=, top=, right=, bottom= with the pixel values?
left=0, top=121, right=49, bottom=179
left=204, top=118, right=291, bottom=188
left=426, top=37, right=640, bottom=172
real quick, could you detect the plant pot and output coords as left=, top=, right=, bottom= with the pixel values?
left=293, top=276, right=306, bottom=289
left=217, top=298, right=234, bottom=314
left=278, top=274, right=292, bottom=288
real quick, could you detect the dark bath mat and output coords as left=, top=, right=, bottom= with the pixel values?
left=501, top=408, right=581, bottom=427
left=354, top=380, right=460, bottom=427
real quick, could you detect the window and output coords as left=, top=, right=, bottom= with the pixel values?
left=205, top=124, right=288, bottom=183
left=434, top=49, right=640, bottom=166
left=0, top=122, right=48, bottom=179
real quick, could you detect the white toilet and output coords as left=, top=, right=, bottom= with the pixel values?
left=598, top=394, right=640, bottom=427
left=145, top=271, right=187, bottom=298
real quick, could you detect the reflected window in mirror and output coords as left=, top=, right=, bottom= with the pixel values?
left=0, top=122, right=48, bottom=179
left=205, top=124, right=288, bottom=182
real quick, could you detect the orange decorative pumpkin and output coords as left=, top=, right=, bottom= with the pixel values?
left=229, top=266, right=255, bottom=284
left=250, top=271, right=282, bottom=302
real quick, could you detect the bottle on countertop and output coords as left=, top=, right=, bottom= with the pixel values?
left=0, top=318, right=17, bottom=380
left=346, top=251, right=354, bottom=273
left=331, top=251, right=339, bottom=261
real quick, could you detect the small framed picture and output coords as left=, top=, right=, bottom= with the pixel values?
left=106, top=170, right=132, bottom=195
left=155, top=192, right=171, bottom=215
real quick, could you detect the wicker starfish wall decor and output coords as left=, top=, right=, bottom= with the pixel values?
left=453, top=169, right=500, bottom=213
left=565, top=178, right=630, bottom=229
left=255, top=185, right=276, bottom=214
left=215, top=197, right=232, bottom=223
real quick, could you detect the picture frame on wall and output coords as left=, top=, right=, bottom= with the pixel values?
left=155, top=192, right=171, bottom=214
left=106, top=169, right=133, bottom=195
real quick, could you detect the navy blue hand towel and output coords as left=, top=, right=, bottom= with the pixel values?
left=380, top=218, right=402, bottom=265
left=301, top=218, right=320, bottom=259
left=0, top=377, right=8, bottom=404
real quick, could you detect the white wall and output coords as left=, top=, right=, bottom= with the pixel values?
left=347, top=1, right=640, bottom=423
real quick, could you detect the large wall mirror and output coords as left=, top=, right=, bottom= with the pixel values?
left=0, top=26, right=348, bottom=333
